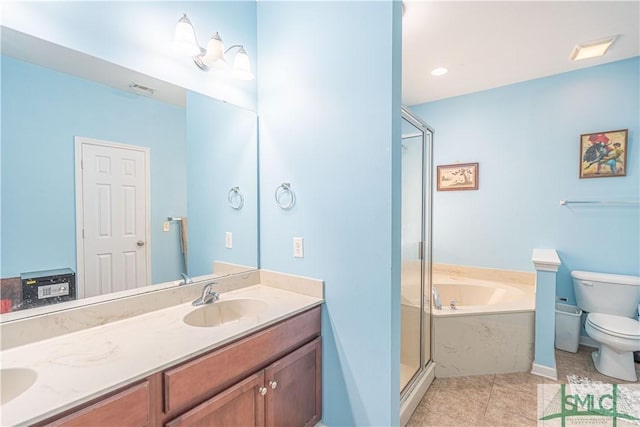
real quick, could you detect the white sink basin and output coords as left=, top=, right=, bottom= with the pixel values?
left=183, top=299, right=268, bottom=328
left=1, top=368, right=37, bottom=405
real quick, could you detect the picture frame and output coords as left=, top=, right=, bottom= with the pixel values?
left=580, top=129, right=628, bottom=178
left=436, top=162, right=479, bottom=191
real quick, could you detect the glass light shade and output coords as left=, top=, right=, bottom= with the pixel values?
left=232, top=47, right=254, bottom=80
left=202, top=33, right=228, bottom=69
left=172, top=14, right=200, bottom=57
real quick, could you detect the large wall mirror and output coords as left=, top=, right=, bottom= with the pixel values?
left=0, top=27, right=259, bottom=319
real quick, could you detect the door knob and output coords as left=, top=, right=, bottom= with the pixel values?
left=137, top=240, right=145, bottom=247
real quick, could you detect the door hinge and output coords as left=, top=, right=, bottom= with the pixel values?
left=418, top=241, right=424, bottom=260
left=82, top=229, right=85, bottom=239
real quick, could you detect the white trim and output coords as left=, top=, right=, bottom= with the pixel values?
left=531, top=248, right=561, bottom=272
left=74, top=141, right=85, bottom=298
left=400, top=362, right=435, bottom=426
left=531, top=363, right=558, bottom=380
left=74, top=136, right=152, bottom=298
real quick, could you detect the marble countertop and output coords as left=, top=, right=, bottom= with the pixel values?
left=0, top=284, right=323, bottom=426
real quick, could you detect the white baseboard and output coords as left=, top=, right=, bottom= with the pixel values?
left=531, top=363, right=558, bottom=380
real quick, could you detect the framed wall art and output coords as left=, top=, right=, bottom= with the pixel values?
left=580, top=129, right=628, bottom=178
left=436, top=162, right=478, bottom=191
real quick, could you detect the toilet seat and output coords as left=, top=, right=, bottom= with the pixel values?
left=586, top=313, right=640, bottom=339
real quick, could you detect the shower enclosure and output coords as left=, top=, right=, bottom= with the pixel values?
left=399, top=107, right=434, bottom=422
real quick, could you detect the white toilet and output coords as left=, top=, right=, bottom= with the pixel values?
left=571, top=270, right=640, bottom=381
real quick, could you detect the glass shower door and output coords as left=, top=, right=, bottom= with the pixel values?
left=400, top=123, right=424, bottom=393
left=399, top=108, right=433, bottom=399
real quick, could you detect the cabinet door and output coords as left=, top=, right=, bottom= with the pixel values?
left=264, top=338, right=321, bottom=427
left=165, top=371, right=265, bottom=427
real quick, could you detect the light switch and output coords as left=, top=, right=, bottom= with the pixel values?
left=163, top=221, right=170, bottom=232
left=293, top=237, right=304, bottom=258
left=225, top=232, right=233, bottom=249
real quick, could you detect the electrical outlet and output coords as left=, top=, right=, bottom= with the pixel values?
left=293, top=237, right=304, bottom=258
left=225, top=232, right=233, bottom=249
left=163, top=221, right=170, bottom=232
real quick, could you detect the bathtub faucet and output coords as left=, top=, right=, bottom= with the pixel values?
left=450, top=300, right=457, bottom=310
left=432, top=287, right=442, bottom=310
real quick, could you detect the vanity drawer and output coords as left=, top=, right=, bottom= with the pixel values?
left=164, top=306, right=320, bottom=414
left=44, top=380, right=150, bottom=427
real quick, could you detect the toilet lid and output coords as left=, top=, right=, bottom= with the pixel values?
left=587, top=313, right=640, bottom=338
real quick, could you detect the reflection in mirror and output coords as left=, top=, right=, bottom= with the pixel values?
left=0, top=27, right=258, bottom=319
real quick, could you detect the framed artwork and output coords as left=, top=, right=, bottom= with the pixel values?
left=436, top=162, right=479, bottom=191
left=580, top=129, right=628, bottom=178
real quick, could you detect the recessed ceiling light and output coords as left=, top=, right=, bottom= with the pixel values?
left=570, top=36, right=618, bottom=61
left=431, top=67, right=448, bottom=76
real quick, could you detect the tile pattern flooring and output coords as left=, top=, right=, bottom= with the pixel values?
left=407, top=346, right=640, bottom=426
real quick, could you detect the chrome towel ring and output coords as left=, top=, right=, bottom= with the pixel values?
left=275, top=182, right=295, bottom=210
left=228, top=186, right=244, bottom=210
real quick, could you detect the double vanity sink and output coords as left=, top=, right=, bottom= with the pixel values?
left=183, top=298, right=269, bottom=328
left=1, top=368, right=37, bottom=406
left=0, top=277, right=323, bottom=426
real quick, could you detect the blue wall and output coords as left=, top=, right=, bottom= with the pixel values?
left=1, top=55, right=187, bottom=283
left=257, top=1, right=402, bottom=425
left=186, top=91, right=258, bottom=275
left=411, top=57, right=640, bottom=302
left=2, top=1, right=257, bottom=110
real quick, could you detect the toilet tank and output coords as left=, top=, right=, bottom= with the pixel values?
left=571, top=270, right=640, bottom=317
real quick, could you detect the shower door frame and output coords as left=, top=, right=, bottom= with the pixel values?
left=399, top=106, right=434, bottom=401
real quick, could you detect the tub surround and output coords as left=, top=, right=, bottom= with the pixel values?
left=431, top=264, right=536, bottom=377
left=531, top=249, right=562, bottom=380
left=433, top=263, right=535, bottom=287
left=0, top=271, right=323, bottom=426
left=434, top=311, right=535, bottom=377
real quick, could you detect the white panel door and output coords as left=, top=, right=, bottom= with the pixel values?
left=78, top=138, right=149, bottom=298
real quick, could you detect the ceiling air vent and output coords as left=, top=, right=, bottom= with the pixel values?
left=128, top=83, right=156, bottom=97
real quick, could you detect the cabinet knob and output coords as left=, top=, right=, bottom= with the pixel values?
left=269, top=380, right=278, bottom=390
left=258, top=386, right=268, bottom=396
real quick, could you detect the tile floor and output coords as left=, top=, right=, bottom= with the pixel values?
left=407, top=345, right=640, bottom=426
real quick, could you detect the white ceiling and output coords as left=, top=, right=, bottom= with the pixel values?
left=402, top=1, right=640, bottom=106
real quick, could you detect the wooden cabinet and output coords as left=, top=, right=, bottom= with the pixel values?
left=41, top=380, right=154, bottom=427
left=264, top=338, right=322, bottom=427
left=39, top=306, right=322, bottom=427
left=167, top=337, right=322, bottom=427
left=165, top=372, right=266, bottom=427
left=163, top=307, right=321, bottom=416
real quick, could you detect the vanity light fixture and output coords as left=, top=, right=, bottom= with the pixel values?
left=570, top=36, right=618, bottom=61
left=171, top=13, right=254, bottom=80
left=431, top=67, right=448, bottom=76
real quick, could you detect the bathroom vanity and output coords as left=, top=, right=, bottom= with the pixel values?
left=0, top=273, right=324, bottom=426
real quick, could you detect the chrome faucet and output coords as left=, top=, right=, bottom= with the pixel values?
left=179, top=273, right=193, bottom=286
left=432, top=287, right=442, bottom=310
left=192, top=282, right=220, bottom=306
